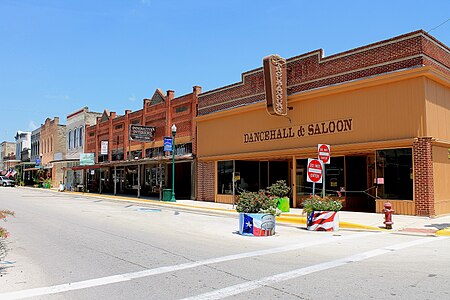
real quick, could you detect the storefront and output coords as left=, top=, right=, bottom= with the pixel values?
left=196, top=30, right=450, bottom=216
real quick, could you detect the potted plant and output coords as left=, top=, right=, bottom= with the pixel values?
left=236, top=190, right=279, bottom=236
left=303, top=195, right=343, bottom=231
left=267, top=180, right=290, bottom=212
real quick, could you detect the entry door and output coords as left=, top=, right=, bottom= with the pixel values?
left=345, top=156, right=373, bottom=212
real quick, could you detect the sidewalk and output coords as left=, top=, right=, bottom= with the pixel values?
left=35, top=187, right=450, bottom=236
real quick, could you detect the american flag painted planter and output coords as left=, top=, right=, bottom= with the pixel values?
left=239, top=213, right=276, bottom=236
left=307, top=211, right=339, bottom=231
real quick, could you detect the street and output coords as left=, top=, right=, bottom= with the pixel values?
left=1, top=187, right=449, bottom=300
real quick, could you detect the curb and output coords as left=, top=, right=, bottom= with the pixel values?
left=17, top=187, right=399, bottom=232
left=436, top=228, right=450, bottom=236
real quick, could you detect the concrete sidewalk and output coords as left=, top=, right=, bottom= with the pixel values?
left=29, top=187, right=450, bottom=236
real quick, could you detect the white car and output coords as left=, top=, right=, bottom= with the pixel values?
left=0, top=176, right=15, bottom=187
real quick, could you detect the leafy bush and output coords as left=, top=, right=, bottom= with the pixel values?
left=0, top=209, right=14, bottom=239
left=266, top=180, right=290, bottom=198
left=236, top=190, right=280, bottom=216
left=302, top=195, right=343, bottom=214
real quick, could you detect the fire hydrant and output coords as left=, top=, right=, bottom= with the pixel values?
left=383, top=202, right=394, bottom=229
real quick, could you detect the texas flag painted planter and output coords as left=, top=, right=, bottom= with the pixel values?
left=239, top=213, right=276, bottom=236
left=307, top=211, right=339, bottom=231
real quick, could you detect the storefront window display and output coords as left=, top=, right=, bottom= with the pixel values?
left=217, top=160, right=289, bottom=195
left=376, top=149, right=413, bottom=200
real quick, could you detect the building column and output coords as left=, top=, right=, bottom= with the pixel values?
left=413, top=137, right=435, bottom=216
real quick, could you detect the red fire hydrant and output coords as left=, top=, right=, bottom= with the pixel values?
left=383, top=202, right=394, bottom=229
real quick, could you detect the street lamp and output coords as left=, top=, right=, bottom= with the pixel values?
left=170, top=124, right=177, bottom=202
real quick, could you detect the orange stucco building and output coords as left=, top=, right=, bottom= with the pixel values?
left=196, top=30, right=450, bottom=216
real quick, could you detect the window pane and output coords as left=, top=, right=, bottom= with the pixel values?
left=79, top=127, right=83, bottom=147
left=217, top=161, right=233, bottom=195
left=376, top=149, right=413, bottom=200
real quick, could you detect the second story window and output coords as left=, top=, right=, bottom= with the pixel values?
left=79, top=126, right=83, bottom=147
left=74, top=128, right=78, bottom=148
left=68, top=131, right=72, bottom=149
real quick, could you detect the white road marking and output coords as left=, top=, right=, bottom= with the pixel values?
left=0, top=232, right=376, bottom=299
left=182, top=236, right=448, bottom=300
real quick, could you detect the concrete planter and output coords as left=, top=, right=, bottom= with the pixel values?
left=239, top=213, right=276, bottom=236
left=307, top=211, right=339, bottom=231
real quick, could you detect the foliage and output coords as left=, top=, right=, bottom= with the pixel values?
left=0, top=210, right=14, bottom=239
left=236, top=190, right=280, bottom=216
left=302, top=195, right=343, bottom=214
left=266, top=180, right=290, bottom=198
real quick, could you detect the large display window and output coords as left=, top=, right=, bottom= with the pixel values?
left=376, top=149, right=413, bottom=200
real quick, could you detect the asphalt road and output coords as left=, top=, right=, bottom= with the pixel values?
left=1, top=187, right=449, bottom=300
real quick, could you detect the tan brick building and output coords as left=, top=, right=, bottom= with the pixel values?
left=196, top=30, right=450, bottom=216
left=40, top=117, right=66, bottom=187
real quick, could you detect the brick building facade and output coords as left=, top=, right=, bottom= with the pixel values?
left=76, top=86, right=201, bottom=199
left=40, top=117, right=67, bottom=187
left=196, top=30, right=450, bottom=216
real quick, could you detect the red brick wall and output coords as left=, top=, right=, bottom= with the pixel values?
left=198, top=30, right=450, bottom=116
left=413, top=137, right=435, bottom=216
left=196, top=160, right=215, bottom=201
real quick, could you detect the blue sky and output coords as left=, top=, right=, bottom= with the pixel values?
left=1, top=0, right=449, bottom=142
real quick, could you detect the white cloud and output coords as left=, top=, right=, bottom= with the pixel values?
left=28, top=121, right=38, bottom=131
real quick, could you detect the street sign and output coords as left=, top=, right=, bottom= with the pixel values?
left=307, top=158, right=323, bottom=183
left=164, top=137, right=173, bottom=152
left=318, top=144, right=331, bottom=164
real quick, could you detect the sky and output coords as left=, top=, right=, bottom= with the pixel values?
left=0, top=0, right=449, bottom=142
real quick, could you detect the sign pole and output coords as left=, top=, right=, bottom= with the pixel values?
left=322, top=166, right=326, bottom=198
left=312, top=182, right=315, bottom=197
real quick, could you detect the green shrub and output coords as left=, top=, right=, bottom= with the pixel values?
left=266, top=180, right=290, bottom=198
left=236, top=190, right=280, bottom=215
left=303, top=195, right=343, bottom=214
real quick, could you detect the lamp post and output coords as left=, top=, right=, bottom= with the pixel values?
left=170, top=124, right=177, bottom=202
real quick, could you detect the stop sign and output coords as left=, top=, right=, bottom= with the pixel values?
left=307, top=158, right=323, bottom=183
left=318, top=144, right=330, bottom=164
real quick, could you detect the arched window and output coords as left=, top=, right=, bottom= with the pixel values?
left=68, top=130, right=72, bottom=149
left=50, top=137, right=52, bottom=152
left=79, top=126, right=83, bottom=147
left=74, top=128, right=78, bottom=148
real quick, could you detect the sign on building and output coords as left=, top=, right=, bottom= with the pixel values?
left=101, top=141, right=109, bottom=155
left=80, top=153, right=95, bottom=166
left=263, top=54, right=287, bottom=116
left=129, top=125, right=156, bottom=142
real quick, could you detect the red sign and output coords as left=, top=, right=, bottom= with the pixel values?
left=307, top=158, right=323, bottom=183
left=318, top=144, right=330, bottom=164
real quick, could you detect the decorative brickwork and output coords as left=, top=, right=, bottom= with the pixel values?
left=196, top=160, right=215, bottom=201
left=413, top=137, right=435, bottom=216
left=199, top=30, right=450, bottom=116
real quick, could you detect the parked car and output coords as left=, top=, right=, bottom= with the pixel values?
left=0, top=176, right=15, bottom=187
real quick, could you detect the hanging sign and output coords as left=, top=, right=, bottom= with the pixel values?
left=164, top=137, right=173, bottom=152
left=318, top=144, right=331, bottom=164
left=129, top=125, right=156, bottom=142
left=307, top=158, right=323, bottom=183
left=80, top=153, right=95, bottom=166
left=263, top=54, right=287, bottom=116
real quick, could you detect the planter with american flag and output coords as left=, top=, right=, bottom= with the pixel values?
left=307, top=211, right=339, bottom=231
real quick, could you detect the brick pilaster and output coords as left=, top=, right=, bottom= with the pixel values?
left=413, top=137, right=435, bottom=216
left=196, top=160, right=215, bottom=201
